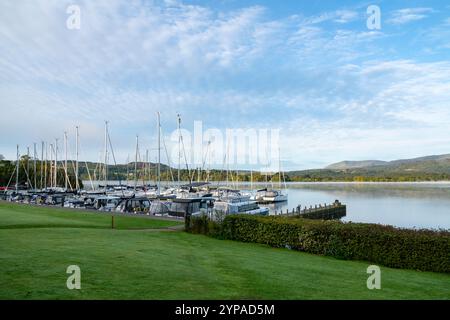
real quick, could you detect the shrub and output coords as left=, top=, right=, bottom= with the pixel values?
left=185, top=214, right=223, bottom=238
left=188, top=214, right=450, bottom=273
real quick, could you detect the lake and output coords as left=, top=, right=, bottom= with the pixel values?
left=84, top=181, right=450, bottom=230
left=251, top=182, right=450, bottom=230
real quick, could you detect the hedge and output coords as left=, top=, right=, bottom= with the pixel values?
left=186, top=214, right=450, bottom=273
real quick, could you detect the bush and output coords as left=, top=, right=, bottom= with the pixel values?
left=185, top=214, right=223, bottom=238
left=188, top=214, right=450, bottom=273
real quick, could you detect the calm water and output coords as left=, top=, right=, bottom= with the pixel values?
left=84, top=181, right=450, bottom=230
left=249, top=182, right=450, bottom=230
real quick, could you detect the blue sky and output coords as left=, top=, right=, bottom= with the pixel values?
left=1, top=0, right=450, bottom=170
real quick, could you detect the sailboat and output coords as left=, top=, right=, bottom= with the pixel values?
left=255, top=148, right=288, bottom=204
left=161, top=113, right=199, bottom=199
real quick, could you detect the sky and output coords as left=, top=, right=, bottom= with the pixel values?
left=0, top=0, right=450, bottom=170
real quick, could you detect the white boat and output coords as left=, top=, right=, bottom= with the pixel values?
left=253, top=150, right=288, bottom=204
left=107, top=189, right=135, bottom=198
left=94, top=195, right=122, bottom=211
left=213, top=193, right=269, bottom=216
left=134, top=189, right=158, bottom=199
left=254, top=188, right=288, bottom=203
left=152, top=197, right=214, bottom=218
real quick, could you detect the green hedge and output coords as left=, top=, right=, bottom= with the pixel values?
left=187, top=214, right=450, bottom=273
left=185, top=214, right=222, bottom=238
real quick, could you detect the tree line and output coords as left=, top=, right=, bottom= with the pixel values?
left=0, top=157, right=81, bottom=189
left=2, top=158, right=450, bottom=187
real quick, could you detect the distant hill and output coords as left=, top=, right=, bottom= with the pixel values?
left=326, top=160, right=387, bottom=169
left=389, top=154, right=450, bottom=166
left=287, top=154, right=450, bottom=182
left=326, top=154, right=450, bottom=170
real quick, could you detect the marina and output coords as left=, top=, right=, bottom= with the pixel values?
left=4, top=148, right=450, bottom=229
left=1, top=115, right=296, bottom=221
left=0, top=182, right=334, bottom=221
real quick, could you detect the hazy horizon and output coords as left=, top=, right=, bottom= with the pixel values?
left=2, top=150, right=449, bottom=172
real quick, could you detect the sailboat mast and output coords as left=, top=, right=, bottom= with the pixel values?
left=45, top=143, right=48, bottom=189
left=278, top=147, right=282, bottom=190
left=226, top=143, right=229, bottom=187
left=26, top=146, right=30, bottom=189
left=64, top=132, right=68, bottom=190
left=157, top=112, right=161, bottom=196
left=126, top=154, right=129, bottom=186
left=40, top=141, right=44, bottom=190
left=75, top=126, right=79, bottom=191
left=207, top=142, right=211, bottom=184
left=104, top=121, right=109, bottom=189
left=145, top=149, right=149, bottom=186
left=177, top=114, right=181, bottom=187
left=134, top=135, right=138, bottom=191
left=15, top=145, right=19, bottom=192
left=50, top=143, right=55, bottom=188
left=54, top=139, right=58, bottom=188
left=33, top=143, right=37, bottom=190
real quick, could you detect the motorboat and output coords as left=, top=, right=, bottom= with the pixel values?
left=213, top=193, right=269, bottom=216
left=254, top=188, right=288, bottom=203
left=114, top=197, right=151, bottom=214
left=94, top=196, right=122, bottom=211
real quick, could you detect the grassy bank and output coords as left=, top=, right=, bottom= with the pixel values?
left=0, top=202, right=448, bottom=299
left=0, top=202, right=182, bottom=230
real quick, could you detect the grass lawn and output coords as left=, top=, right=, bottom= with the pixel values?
left=0, top=202, right=448, bottom=300
left=0, top=202, right=182, bottom=230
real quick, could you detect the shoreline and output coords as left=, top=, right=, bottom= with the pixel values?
left=82, top=180, right=450, bottom=186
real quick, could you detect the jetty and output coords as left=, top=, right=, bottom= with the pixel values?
left=275, top=200, right=346, bottom=220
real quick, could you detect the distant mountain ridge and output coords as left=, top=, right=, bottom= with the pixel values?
left=3, top=153, right=450, bottom=183
left=326, top=160, right=387, bottom=169
left=326, top=154, right=450, bottom=170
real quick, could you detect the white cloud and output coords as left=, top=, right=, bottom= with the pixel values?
left=334, top=10, right=359, bottom=24
left=387, top=8, right=434, bottom=25
left=300, top=9, right=359, bottom=25
left=279, top=59, right=450, bottom=168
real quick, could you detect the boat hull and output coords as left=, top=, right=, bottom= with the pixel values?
left=257, top=195, right=288, bottom=204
